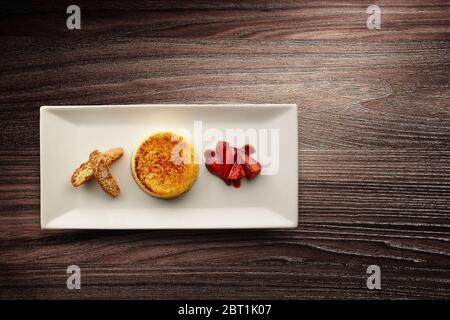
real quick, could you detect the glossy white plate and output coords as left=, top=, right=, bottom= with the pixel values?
left=40, top=104, right=298, bottom=229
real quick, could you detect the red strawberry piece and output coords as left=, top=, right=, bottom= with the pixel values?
left=242, top=144, right=255, bottom=155
left=206, top=141, right=261, bottom=186
left=234, top=147, right=246, bottom=165
left=228, top=164, right=241, bottom=180
left=227, top=164, right=246, bottom=180
left=232, top=147, right=238, bottom=162
left=205, top=157, right=231, bottom=185
left=215, top=141, right=233, bottom=164
left=239, top=164, right=246, bottom=178
left=215, top=141, right=229, bottom=162
left=215, top=141, right=234, bottom=178
left=241, top=153, right=262, bottom=179
left=205, top=159, right=222, bottom=177
left=204, top=149, right=215, bottom=164
left=222, top=163, right=232, bottom=180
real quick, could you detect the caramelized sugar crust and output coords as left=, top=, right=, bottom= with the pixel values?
left=132, top=132, right=199, bottom=198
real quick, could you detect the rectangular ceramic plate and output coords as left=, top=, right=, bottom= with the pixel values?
left=40, top=104, right=298, bottom=229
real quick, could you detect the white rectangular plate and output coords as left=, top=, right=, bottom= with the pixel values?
left=40, top=104, right=298, bottom=229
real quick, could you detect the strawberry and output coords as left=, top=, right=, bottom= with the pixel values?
left=227, top=164, right=246, bottom=180
left=215, top=141, right=228, bottom=162
left=234, top=147, right=246, bottom=165
left=204, top=149, right=215, bottom=165
left=215, top=141, right=234, bottom=178
left=205, top=159, right=222, bottom=177
left=232, top=146, right=238, bottom=162
left=242, top=144, right=255, bottom=155
left=223, top=163, right=232, bottom=179
left=205, top=157, right=231, bottom=185
left=205, top=141, right=261, bottom=186
left=215, top=141, right=233, bottom=164
left=241, top=153, right=261, bottom=179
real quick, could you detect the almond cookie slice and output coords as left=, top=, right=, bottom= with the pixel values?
left=89, top=150, right=121, bottom=197
left=71, top=147, right=123, bottom=187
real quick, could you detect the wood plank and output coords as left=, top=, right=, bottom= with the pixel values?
left=1, top=263, right=449, bottom=299
left=0, top=40, right=449, bottom=150
left=1, top=1, right=449, bottom=40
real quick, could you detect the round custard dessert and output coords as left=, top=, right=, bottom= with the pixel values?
left=131, top=132, right=199, bottom=198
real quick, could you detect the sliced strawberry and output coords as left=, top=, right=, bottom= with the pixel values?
left=222, top=163, right=232, bottom=179
left=242, top=144, right=255, bottom=155
left=206, top=142, right=261, bottom=186
left=234, top=147, right=246, bottom=165
left=204, top=149, right=215, bottom=164
left=227, top=164, right=246, bottom=180
left=232, top=146, right=238, bottom=162
left=216, top=141, right=233, bottom=164
left=206, top=157, right=231, bottom=185
left=239, top=164, right=246, bottom=178
left=215, top=141, right=234, bottom=178
left=241, top=153, right=262, bottom=179
left=215, top=141, right=228, bottom=162
left=205, top=159, right=222, bottom=177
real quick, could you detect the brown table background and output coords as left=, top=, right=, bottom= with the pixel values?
left=1, top=0, right=449, bottom=299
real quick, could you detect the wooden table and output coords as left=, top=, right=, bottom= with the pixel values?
left=1, top=0, right=449, bottom=299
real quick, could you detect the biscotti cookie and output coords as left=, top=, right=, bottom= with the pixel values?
left=89, top=150, right=121, bottom=197
left=71, top=147, right=123, bottom=187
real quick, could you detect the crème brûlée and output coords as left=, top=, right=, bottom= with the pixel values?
left=131, top=132, right=199, bottom=198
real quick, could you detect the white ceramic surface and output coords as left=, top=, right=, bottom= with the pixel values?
left=40, top=104, right=298, bottom=229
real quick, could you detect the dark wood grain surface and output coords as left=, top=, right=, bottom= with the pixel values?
left=1, top=0, right=449, bottom=299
